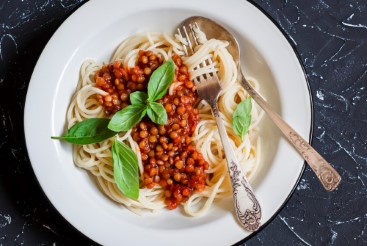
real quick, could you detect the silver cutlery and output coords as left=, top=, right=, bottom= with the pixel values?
left=177, top=22, right=262, bottom=232
left=179, top=16, right=341, bottom=192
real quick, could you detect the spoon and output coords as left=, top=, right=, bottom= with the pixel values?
left=181, top=16, right=341, bottom=192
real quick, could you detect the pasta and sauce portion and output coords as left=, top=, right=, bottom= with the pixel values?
left=58, top=30, right=263, bottom=217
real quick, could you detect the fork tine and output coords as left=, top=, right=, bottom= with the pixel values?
left=177, top=28, right=189, bottom=56
left=189, top=23, right=199, bottom=46
left=189, top=23, right=204, bottom=66
left=177, top=25, right=200, bottom=84
left=188, top=23, right=220, bottom=81
left=178, top=23, right=219, bottom=84
left=183, top=26, right=194, bottom=55
left=207, top=56, right=219, bottom=80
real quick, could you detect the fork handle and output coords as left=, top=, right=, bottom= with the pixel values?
left=212, top=104, right=261, bottom=231
left=240, top=77, right=341, bottom=191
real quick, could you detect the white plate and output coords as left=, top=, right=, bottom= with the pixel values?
left=24, top=0, right=312, bottom=245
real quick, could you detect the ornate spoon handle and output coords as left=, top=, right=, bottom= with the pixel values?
left=241, top=78, right=341, bottom=191
left=212, top=104, right=261, bottom=231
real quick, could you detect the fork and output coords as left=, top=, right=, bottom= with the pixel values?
left=177, top=24, right=262, bottom=232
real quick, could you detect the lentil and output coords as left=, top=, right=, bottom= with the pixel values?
left=96, top=52, right=208, bottom=210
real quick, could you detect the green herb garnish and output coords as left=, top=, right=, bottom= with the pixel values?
left=107, top=104, right=147, bottom=132
left=130, top=91, right=148, bottom=105
left=147, top=59, right=175, bottom=101
left=108, top=59, right=175, bottom=132
left=52, top=60, right=176, bottom=200
left=232, top=97, right=252, bottom=140
left=147, top=101, right=168, bottom=125
left=51, top=118, right=116, bottom=144
left=112, top=139, right=139, bottom=199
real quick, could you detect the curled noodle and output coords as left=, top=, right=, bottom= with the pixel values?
left=66, top=31, right=263, bottom=216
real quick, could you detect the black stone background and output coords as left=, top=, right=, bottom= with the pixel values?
left=0, top=0, right=366, bottom=245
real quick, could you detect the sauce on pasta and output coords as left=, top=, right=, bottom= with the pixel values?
left=67, top=31, right=263, bottom=216
left=95, top=51, right=209, bottom=209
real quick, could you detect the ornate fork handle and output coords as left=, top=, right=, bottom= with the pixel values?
left=241, top=78, right=341, bottom=191
left=211, top=101, right=261, bottom=231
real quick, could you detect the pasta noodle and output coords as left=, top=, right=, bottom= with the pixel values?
left=66, top=31, right=263, bottom=216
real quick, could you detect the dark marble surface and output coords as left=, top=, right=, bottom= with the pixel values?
left=0, top=0, right=366, bottom=245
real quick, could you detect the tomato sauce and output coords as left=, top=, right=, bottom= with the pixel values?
left=95, top=51, right=209, bottom=209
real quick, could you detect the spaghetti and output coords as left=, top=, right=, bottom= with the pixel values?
left=66, top=31, right=263, bottom=216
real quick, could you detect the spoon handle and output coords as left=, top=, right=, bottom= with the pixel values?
left=212, top=104, right=261, bottom=231
left=241, top=77, right=341, bottom=191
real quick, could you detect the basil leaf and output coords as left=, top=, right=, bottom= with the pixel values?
left=51, top=118, right=116, bottom=144
left=232, top=97, right=252, bottom=140
left=147, top=59, right=175, bottom=101
left=130, top=91, right=148, bottom=105
left=234, top=97, right=252, bottom=117
left=112, top=140, right=139, bottom=199
left=108, top=104, right=147, bottom=132
left=146, top=102, right=167, bottom=125
left=233, top=115, right=251, bottom=140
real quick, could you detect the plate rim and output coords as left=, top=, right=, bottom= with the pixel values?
left=23, top=0, right=313, bottom=245
left=236, top=1, right=313, bottom=243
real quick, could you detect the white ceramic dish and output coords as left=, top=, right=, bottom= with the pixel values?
left=24, top=0, right=312, bottom=245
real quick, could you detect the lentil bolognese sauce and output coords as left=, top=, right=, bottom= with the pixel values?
left=61, top=31, right=263, bottom=216
left=95, top=51, right=209, bottom=209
